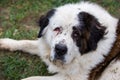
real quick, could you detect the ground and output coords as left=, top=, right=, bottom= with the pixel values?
left=0, top=0, right=120, bottom=80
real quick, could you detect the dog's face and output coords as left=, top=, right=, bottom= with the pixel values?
left=38, top=6, right=106, bottom=66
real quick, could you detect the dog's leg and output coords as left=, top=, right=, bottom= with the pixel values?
left=0, top=38, right=49, bottom=56
left=22, top=76, right=69, bottom=80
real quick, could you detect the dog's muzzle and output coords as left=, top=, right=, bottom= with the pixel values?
left=54, top=44, right=67, bottom=61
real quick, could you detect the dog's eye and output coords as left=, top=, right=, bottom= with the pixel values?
left=72, top=27, right=81, bottom=39
left=53, top=27, right=62, bottom=35
left=53, top=27, right=61, bottom=32
left=73, top=32, right=79, bottom=38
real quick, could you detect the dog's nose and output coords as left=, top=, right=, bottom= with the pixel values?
left=55, top=44, right=67, bottom=58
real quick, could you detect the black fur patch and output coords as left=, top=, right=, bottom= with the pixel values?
left=72, top=12, right=106, bottom=54
left=38, top=9, right=56, bottom=38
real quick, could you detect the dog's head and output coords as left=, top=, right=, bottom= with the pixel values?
left=38, top=5, right=106, bottom=66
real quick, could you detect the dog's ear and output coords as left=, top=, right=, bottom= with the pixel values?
left=117, top=19, right=120, bottom=30
left=38, top=9, right=56, bottom=38
left=77, top=12, right=106, bottom=54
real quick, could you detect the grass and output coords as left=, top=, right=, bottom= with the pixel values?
left=0, top=0, right=120, bottom=80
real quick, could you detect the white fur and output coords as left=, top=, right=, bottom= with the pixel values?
left=0, top=2, right=119, bottom=80
left=99, top=60, right=120, bottom=80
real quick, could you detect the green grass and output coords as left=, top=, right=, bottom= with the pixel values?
left=0, top=0, right=120, bottom=80
left=0, top=51, right=49, bottom=80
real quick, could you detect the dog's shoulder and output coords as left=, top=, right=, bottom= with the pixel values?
left=100, top=60, right=120, bottom=80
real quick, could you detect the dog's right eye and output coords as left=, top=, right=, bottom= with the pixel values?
left=53, top=27, right=62, bottom=35
left=53, top=27, right=61, bottom=32
left=73, top=32, right=79, bottom=38
left=72, top=27, right=81, bottom=41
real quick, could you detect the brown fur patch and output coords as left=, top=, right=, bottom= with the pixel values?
left=89, top=19, right=120, bottom=80
left=72, top=12, right=106, bottom=54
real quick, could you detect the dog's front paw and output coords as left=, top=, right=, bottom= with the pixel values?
left=0, top=38, right=18, bottom=51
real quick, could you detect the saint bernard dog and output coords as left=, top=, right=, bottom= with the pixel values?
left=0, top=1, right=120, bottom=80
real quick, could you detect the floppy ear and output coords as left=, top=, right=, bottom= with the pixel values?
left=77, top=12, right=106, bottom=54
left=38, top=9, right=56, bottom=38
left=118, top=19, right=120, bottom=30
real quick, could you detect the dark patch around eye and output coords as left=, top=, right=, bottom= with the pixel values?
left=72, top=12, right=106, bottom=55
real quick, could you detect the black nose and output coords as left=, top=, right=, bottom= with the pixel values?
left=55, top=44, right=67, bottom=58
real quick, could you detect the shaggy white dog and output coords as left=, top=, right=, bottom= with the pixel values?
left=0, top=1, right=120, bottom=80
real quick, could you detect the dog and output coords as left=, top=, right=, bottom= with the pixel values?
left=0, top=1, right=120, bottom=80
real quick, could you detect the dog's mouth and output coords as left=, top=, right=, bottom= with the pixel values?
left=50, top=55, right=66, bottom=66
left=53, top=59, right=64, bottom=65
left=52, top=59, right=65, bottom=66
